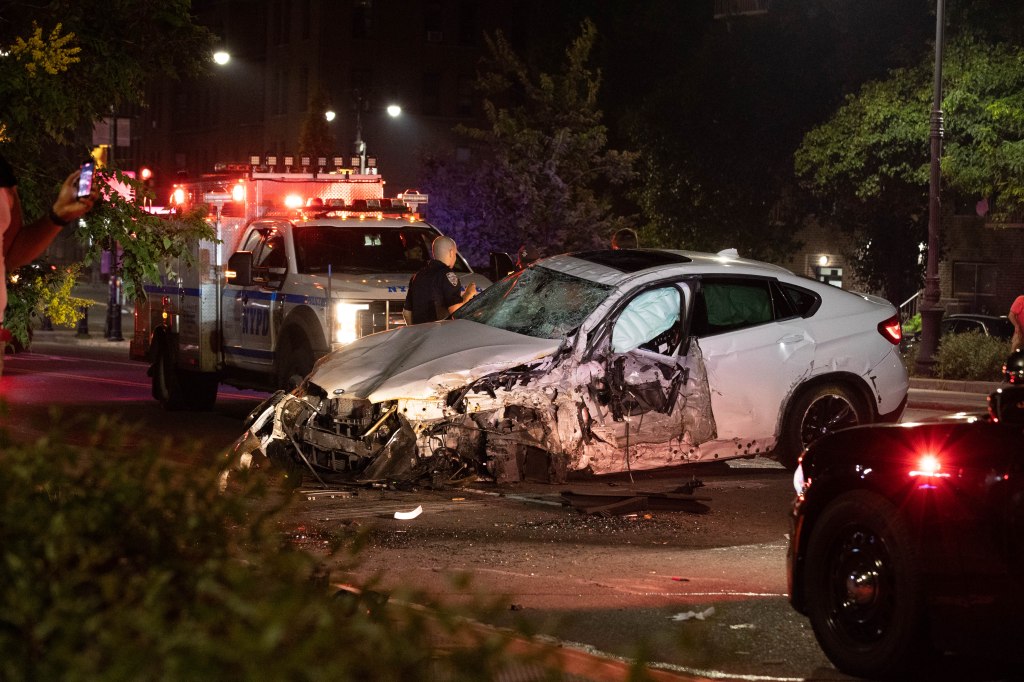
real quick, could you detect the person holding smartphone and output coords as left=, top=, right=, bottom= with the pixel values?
left=1, top=154, right=99, bottom=373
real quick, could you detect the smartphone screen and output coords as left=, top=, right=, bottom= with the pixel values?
left=77, top=161, right=95, bottom=198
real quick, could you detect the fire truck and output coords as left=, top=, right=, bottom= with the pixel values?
left=130, top=171, right=490, bottom=410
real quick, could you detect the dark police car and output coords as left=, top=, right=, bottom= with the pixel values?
left=788, top=386, right=1024, bottom=679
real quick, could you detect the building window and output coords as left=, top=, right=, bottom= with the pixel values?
left=298, top=66, right=309, bottom=111
left=301, top=0, right=311, bottom=40
left=353, top=0, right=373, bottom=39
left=457, top=1, right=477, bottom=45
left=425, top=1, right=442, bottom=31
left=272, top=0, right=290, bottom=45
left=952, top=261, right=998, bottom=312
left=456, top=75, right=473, bottom=117
left=273, top=69, right=288, bottom=115
left=421, top=72, right=441, bottom=116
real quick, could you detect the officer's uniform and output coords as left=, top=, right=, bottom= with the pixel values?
left=405, top=259, right=462, bottom=324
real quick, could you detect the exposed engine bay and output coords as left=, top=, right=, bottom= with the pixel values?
left=231, top=334, right=718, bottom=487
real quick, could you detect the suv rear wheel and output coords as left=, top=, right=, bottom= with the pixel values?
left=778, top=382, right=866, bottom=469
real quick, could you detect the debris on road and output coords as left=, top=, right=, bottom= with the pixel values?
left=560, top=480, right=710, bottom=516
left=669, top=607, right=715, bottom=622
left=393, top=505, right=423, bottom=520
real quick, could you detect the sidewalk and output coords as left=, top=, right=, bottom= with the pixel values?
left=29, top=280, right=133, bottom=356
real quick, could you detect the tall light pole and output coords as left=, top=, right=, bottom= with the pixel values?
left=915, top=0, right=946, bottom=376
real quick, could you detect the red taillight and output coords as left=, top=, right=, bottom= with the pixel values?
left=909, top=454, right=946, bottom=478
left=878, top=314, right=902, bottom=345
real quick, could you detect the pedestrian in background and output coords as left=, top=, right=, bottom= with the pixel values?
left=1010, top=293, right=1024, bottom=351
left=610, top=227, right=638, bottom=250
left=1, top=154, right=98, bottom=375
left=515, top=244, right=540, bottom=271
left=403, top=236, right=477, bottom=324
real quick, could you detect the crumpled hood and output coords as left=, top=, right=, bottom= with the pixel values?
left=306, top=319, right=562, bottom=402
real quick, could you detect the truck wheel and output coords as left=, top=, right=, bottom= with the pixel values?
left=804, top=490, right=927, bottom=678
left=152, top=342, right=218, bottom=411
left=777, top=382, right=866, bottom=469
left=276, top=333, right=314, bottom=390
left=152, top=342, right=187, bottom=411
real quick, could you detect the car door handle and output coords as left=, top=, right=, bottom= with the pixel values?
left=778, top=333, right=805, bottom=344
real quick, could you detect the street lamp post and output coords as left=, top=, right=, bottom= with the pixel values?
left=915, top=0, right=946, bottom=376
left=354, top=93, right=367, bottom=174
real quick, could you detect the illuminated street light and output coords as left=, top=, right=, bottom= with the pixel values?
left=386, top=104, right=402, bottom=118
left=325, top=109, right=336, bottom=122
left=213, top=50, right=230, bottom=66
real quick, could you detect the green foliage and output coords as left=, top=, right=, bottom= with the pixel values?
left=422, top=19, right=637, bottom=263
left=77, top=169, right=216, bottom=302
left=942, top=39, right=1024, bottom=220
left=299, top=87, right=336, bottom=163
left=902, top=312, right=922, bottom=336
left=0, top=4, right=214, bottom=166
left=2, top=263, right=94, bottom=348
left=934, top=330, right=1008, bottom=381
left=0, top=4, right=216, bottom=327
left=795, top=36, right=1024, bottom=302
left=0, top=415, right=538, bottom=681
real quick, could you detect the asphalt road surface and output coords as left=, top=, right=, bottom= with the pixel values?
left=1, top=341, right=1007, bottom=681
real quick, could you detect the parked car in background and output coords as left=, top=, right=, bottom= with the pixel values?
left=901, top=312, right=1013, bottom=354
left=788, top=386, right=1024, bottom=678
left=940, top=313, right=1014, bottom=340
left=236, top=248, right=908, bottom=485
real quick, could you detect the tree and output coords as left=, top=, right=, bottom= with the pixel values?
left=420, top=19, right=637, bottom=265
left=299, top=87, right=336, bottom=166
left=795, top=37, right=1024, bottom=303
left=0, top=4, right=216, bottom=334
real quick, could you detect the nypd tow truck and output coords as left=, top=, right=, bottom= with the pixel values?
left=130, top=171, right=490, bottom=410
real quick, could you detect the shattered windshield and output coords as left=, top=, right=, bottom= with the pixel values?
left=454, top=266, right=613, bottom=339
left=292, top=224, right=471, bottom=274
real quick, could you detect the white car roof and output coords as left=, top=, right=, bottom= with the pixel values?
left=537, top=249, right=796, bottom=287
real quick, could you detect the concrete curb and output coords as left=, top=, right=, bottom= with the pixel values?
left=908, top=377, right=1003, bottom=396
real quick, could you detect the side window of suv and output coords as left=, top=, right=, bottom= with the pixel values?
left=777, top=282, right=820, bottom=317
left=692, top=278, right=774, bottom=336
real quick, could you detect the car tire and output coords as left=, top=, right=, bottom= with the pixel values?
left=152, top=341, right=187, bottom=410
left=152, top=342, right=219, bottom=411
left=778, top=382, right=866, bottom=469
left=804, top=490, right=928, bottom=679
left=276, top=331, right=314, bottom=390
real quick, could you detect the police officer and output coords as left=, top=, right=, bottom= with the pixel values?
left=404, top=236, right=477, bottom=324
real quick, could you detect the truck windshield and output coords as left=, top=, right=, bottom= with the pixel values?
left=292, top=224, right=471, bottom=274
left=454, top=266, right=613, bottom=339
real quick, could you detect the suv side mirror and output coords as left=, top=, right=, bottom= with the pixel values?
left=227, top=251, right=254, bottom=286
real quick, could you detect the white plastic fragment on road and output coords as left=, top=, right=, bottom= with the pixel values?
left=729, top=623, right=755, bottom=630
left=393, top=505, right=423, bottom=520
left=669, top=606, right=715, bottom=621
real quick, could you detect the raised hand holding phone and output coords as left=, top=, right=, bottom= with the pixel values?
left=77, top=161, right=95, bottom=199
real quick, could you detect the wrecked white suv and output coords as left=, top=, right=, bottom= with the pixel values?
left=237, top=249, right=908, bottom=485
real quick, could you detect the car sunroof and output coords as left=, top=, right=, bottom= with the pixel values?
left=572, top=249, right=691, bottom=273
